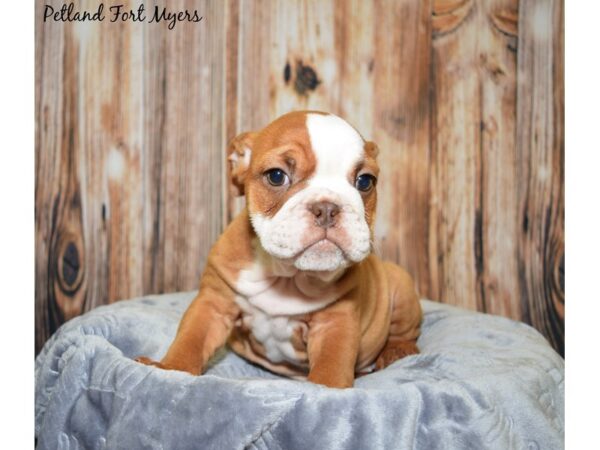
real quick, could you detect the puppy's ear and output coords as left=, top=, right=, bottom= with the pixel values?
left=364, top=141, right=379, bottom=159
left=227, top=132, right=256, bottom=196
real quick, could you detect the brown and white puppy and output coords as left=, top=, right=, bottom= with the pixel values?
left=136, top=111, right=422, bottom=388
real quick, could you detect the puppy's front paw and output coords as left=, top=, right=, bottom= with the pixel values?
left=135, top=356, right=168, bottom=369
left=307, top=371, right=354, bottom=389
left=134, top=356, right=202, bottom=375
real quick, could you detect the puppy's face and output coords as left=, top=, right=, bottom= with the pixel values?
left=228, top=111, right=379, bottom=272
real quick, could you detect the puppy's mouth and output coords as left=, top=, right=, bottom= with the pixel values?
left=305, top=238, right=339, bottom=253
left=293, top=232, right=350, bottom=260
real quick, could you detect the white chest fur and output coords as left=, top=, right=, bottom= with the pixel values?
left=235, top=296, right=305, bottom=363
left=233, top=263, right=343, bottom=364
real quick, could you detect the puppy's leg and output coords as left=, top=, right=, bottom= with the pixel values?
left=136, top=268, right=240, bottom=375
left=375, top=262, right=422, bottom=371
left=306, top=302, right=361, bottom=388
left=375, top=338, right=419, bottom=370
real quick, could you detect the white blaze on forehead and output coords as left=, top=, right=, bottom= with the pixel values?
left=305, top=113, right=365, bottom=183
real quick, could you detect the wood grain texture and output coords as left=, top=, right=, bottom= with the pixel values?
left=430, top=0, right=480, bottom=312
left=36, top=0, right=564, bottom=356
left=372, top=0, right=432, bottom=299
left=224, top=0, right=242, bottom=224
left=79, top=0, right=144, bottom=308
left=36, top=0, right=74, bottom=352
left=141, top=0, right=225, bottom=294
left=429, top=0, right=525, bottom=323
left=478, top=0, right=519, bottom=320
left=516, top=0, right=564, bottom=354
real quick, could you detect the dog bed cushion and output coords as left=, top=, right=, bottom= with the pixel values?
left=35, top=291, right=564, bottom=449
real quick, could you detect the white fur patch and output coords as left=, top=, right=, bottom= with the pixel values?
left=235, top=294, right=303, bottom=363
left=305, top=113, right=365, bottom=183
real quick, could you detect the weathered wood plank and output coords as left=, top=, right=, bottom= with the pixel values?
left=77, top=0, right=144, bottom=307
left=224, top=0, right=242, bottom=224
left=478, top=0, right=520, bottom=320
left=36, top=0, right=70, bottom=353
left=142, top=0, right=226, bottom=293
left=430, top=0, right=480, bottom=311
left=516, top=0, right=564, bottom=354
left=141, top=0, right=168, bottom=294
left=332, top=0, right=375, bottom=136
left=35, top=0, right=45, bottom=354
left=372, top=0, right=432, bottom=299
left=269, top=0, right=337, bottom=114
left=236, top=0, right=273, bottom=132
left=429, top=0, right=528, bottom=321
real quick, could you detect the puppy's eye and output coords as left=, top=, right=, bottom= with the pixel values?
left=355, top=174, right=376, bottom=192
left=264, top=168, right=289, bottom=187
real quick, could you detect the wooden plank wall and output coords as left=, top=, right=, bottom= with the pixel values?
left=35, top=0, right=564, bottom=355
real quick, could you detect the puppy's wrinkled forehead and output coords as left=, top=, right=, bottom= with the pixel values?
left=252, top=111, right=365, bottom=177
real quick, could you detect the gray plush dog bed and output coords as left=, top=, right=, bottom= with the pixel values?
left=35, top=291, right=564, bottom=449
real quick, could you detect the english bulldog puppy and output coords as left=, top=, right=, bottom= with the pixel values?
left=136, top=111, right=422, bottom=388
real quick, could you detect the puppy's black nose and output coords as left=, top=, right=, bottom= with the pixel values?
left=310, top=201, right=340, bottom=228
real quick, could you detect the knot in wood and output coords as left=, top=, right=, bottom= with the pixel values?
left=56, top=236, right=84, bottom=294
left=283, top=62, right=292, bottom=84
left=294, top=61, right=320, bottom=96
